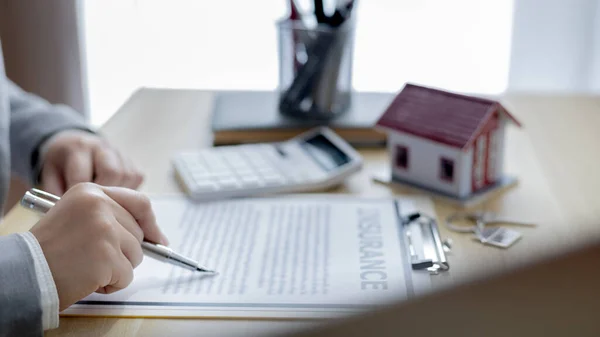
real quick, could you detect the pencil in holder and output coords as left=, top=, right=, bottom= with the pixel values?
left=277, top=18, right=355, bottom=120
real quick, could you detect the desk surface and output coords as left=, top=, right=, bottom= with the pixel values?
left=2, top=89, right=600, bottom=337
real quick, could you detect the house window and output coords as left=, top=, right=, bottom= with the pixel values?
left=440, top=157, right=455, bottom=182
left=395, top=145, right=408, bottom=169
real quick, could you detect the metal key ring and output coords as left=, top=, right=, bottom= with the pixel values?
left=445, top=212, right=487, bottom=234
left=446, top=211, right=536, bottom=233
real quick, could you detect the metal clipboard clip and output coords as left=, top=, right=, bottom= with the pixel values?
left=402, top=212, right=451, bottom=274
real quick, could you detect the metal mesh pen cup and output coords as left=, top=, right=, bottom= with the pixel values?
left=277, top=19, right=355, bottom=120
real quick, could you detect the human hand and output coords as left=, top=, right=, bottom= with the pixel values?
left=39, top=130, right=144, bottom=195
left=29, top=183, right=169, bottom=311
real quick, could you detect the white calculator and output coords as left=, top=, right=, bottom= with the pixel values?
left=173, top=127, right=363, bottom=200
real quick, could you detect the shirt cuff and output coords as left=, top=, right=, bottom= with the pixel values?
left=17, top=232, right=60, bottom=330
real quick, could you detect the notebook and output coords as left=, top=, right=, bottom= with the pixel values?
left=211, top=91, right=394, bottom=147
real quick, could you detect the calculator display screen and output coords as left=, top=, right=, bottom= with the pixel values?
left=300, top=134, right=351, bottom=171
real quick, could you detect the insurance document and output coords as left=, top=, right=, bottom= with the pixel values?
left=63, top=196, right=431, bottom=318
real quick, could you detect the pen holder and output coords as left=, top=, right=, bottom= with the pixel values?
left=277, top=19, right=355, bottom=120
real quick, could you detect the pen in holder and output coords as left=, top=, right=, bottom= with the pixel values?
left=277, top=18, right=355, bottom=120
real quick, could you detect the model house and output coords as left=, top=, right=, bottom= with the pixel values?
left=375, top=83, right=521, bottom=199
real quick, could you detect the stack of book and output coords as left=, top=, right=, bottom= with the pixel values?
left=211, top=91, right=393, bottom=147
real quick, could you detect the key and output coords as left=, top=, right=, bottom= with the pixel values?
left=474, top=227, right=522, bottom=248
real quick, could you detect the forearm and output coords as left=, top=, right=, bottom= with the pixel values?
left=7, top=79, right=92, bottom=183
left=0, top=234, right=43, bottom=337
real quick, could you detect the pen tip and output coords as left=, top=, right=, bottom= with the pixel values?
left=197, top=267, right=218, bottom=275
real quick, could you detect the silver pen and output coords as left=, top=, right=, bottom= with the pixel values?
left=20, top=188, right=216, bottom=274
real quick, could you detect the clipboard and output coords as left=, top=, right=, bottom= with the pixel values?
left=394, top=200, right=451, bottom=275
left=56, top=195, right=449, bottom=319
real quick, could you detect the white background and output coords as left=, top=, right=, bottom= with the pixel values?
left=82, top=0, right=600, bottom=127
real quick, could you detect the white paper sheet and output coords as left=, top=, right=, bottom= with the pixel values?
left=62, top=196, right=431, bottom=318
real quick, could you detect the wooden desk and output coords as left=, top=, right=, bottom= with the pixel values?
left=2, top=89, right=600, bottom=336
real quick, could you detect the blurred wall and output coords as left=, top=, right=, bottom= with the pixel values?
left=0, top=0, right=87, bottom=213
left=591, top=2, right=600, bottom=92
left=0, top=0, right=87, bottom=113
left=508, top=0, right=600, bottom=93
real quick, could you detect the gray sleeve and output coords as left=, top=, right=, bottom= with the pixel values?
left=0, top=234, right=43, bottom=337
left=7, top=79, right=93, bottom=184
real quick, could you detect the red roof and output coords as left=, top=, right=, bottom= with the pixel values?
left=376, top=83, right=521, bottom=149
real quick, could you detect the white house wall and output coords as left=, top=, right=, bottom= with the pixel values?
left=495, top=121, right=507, bottom=180
left=388, top=131, right=464, bottom=196
left=487, top=127, right=499, bottom=182
left=473, top=135, right=487, bottom=190
left=486, top=118, right=508, bottom=182
left=459, top=147, right=473, bottom=197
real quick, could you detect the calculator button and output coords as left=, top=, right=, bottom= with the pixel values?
left=193, top=175, right=214, bottom=184
left=192, top=181, right=218, bottom=192
left=217, top=178, right=240, bottom=189
left=231, top=165, right=252, bottom=173
left=182, top=161, right=201, bottom=169
left=262, top=174, right=285, bottom=185
left=192, top=172, right=211, bottom=181
left=208, top=164, right=227, bottom=172
left=234, top=168, right=254, bottom=176
left=249, top=163, right=268, bottom=171
left=239, top=173, right=260, bottom=181
left=206, top=156, right=225, bottom=164
left=241, top=173, right=261, bottom=182
left=257, top=167, right=277, bottom=176
left=248, top=156, right=267, bottom=166
left=223, top=154, right=244, bottom=163
left=241, top=179, right=261, bottom=188
left=180, top=153, right=200, bottom=161
left=262, top=172, right=284, bottom=179
left=189, top=164, right=209, bottom=172
left=210, top=171, right=232, bottom=179
left=200, top=156, right=217, bottom=164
